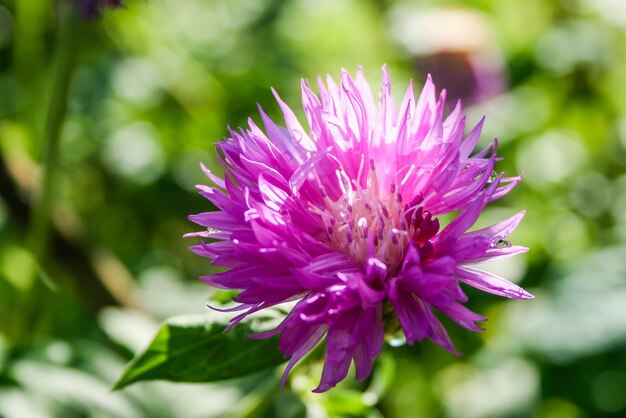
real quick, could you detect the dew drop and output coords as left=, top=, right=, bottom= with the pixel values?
left=494, top=239, right=512, bottom=248
left=389, top=336, right=406, bottom=347
left=487, top=171, right=498, bottom=184
left=473, top=171, right=484, bottom=181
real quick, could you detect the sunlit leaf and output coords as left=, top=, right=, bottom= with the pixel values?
left=113, top=315, right=285, bottom=389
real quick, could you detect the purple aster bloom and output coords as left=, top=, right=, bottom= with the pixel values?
left=73, top=0, right=122, bottom=19
left=187, top=66, right=532, bottom=392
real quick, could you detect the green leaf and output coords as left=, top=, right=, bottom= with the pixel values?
left=113, top=315, right=286, bottom=390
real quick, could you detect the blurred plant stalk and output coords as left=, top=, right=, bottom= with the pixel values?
left=27, top=2, right=79, bottom=282
left=4, top=1, right=84, bottom=346
left=14, top=0, right=47, bottom=136
left=1, top=3, right=140, bottom=346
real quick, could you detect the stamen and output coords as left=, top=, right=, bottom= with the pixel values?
left=314, top=164, right=440, bottom=273
left=356, top=154, right=366, bottom=185
left=368, top=158, right=380, bottom=195
left=381, top=204, right=389, bottom=219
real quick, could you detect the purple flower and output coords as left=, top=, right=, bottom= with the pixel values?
left=73, top=0, right=122, bottom=19
left=187, top=66, right=532, bottom=392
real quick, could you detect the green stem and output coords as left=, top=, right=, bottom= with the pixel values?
left=224, top=372, right=282, bottom=418
left=15, top=3, right=82, bottom=346
left=14, top=0, right=47, bottom=134
left=27, top=4, right=80, bottom=279
left=226, top=342, right=327, bottom=418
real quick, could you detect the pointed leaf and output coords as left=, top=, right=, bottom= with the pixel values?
left=113, top=315, right=285, bottom=390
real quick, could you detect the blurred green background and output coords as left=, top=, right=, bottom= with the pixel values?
left=1, top=0, right=626, bottom=417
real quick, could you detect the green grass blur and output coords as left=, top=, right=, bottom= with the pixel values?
left=0, top=0, right=625, bottom=417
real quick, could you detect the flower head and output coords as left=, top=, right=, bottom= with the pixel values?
left=187, top=66, right=532, bottom=392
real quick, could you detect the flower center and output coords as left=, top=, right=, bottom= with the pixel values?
left=310, top=160, right=440, bottom=275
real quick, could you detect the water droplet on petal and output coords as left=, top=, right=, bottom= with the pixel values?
left=473, top=170, right=484, bottom=181
left=487, top=171, right=498, bottom=184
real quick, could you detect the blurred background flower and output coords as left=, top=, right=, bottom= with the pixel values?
left=390, top=6, right=507, bottom=106
left=74, top=0, right=122, bottom=19
left=0, top=0, right=625, bottom=417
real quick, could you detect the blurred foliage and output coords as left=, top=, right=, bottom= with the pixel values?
left=1, top=0, right=626, bottom=417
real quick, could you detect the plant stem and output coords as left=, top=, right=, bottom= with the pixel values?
left=14, top=0, right=47, bottom=135
left=27, top=4, right=80, bottom=280
left=225, top=372, right=282, bottom=418
left=13, top=3, right=83, bottom=346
